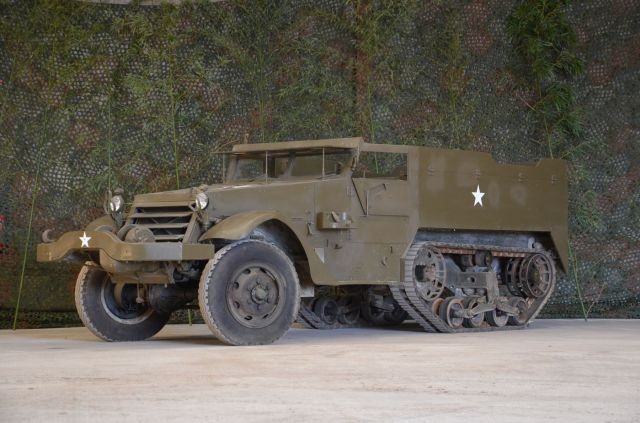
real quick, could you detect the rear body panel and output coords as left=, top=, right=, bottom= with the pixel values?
left=38, top=138, right=568, bottom=284
left=415, top=147, right=568, bottom=270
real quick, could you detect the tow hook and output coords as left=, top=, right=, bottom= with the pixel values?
left=41, top=229, right=57, bottom=244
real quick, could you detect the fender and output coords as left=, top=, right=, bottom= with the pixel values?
left=549, top=227, right=569, bottom=273
left=86, top=215, right=116, bottom=231
left=199, top=210, right=336, bottom=285
left=200, top=211, right=287, bottom=242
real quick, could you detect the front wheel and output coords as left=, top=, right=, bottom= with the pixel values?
left=198, top=240, right=300, bottom=346
left=75, top=265, right=170, bottom=341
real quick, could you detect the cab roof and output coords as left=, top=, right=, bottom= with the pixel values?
left=231, top=137, right=362, bottom=153
left=231, top=137, right=409, bottom=154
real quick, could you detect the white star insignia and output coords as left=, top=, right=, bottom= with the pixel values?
left=472, top=185, right=485, bottom=207
left=79, top=232, right=91, bottom=248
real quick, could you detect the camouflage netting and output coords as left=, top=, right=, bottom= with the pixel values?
left=0, top=0, right=638, bottom=328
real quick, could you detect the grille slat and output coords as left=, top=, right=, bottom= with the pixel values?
left=141, top=223, right=190, bottom=229
left=129, top=211, right=192, bottom=218
left=128, top=203, right=194, bottom=242
left=154, top=234, right=187, bottom=241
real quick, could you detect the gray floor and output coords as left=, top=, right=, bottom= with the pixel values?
left=1, top=319, right=639, bottom=422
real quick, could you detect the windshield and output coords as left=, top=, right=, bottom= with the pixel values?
left=228, top=149, right=354, bottom=182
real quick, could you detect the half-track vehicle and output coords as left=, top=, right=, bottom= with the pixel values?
left=38, top=137, right=568, bottom=345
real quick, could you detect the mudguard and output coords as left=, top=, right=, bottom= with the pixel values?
left=199, top=210, right=335, bottom=285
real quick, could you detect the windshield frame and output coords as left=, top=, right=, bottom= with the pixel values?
left=225, top=147, right=356, bottom=183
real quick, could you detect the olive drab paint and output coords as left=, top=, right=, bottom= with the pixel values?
left=37, top=137, right=568, bottom=343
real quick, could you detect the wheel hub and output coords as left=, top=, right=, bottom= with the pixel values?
left=251, top=285, right=269, bottom=303
left=101, top=279, right=152, bottom=324
left=228, top=266, right=282, bottom=328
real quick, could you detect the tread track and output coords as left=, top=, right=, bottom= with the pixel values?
left=389, top=241, right=557, bottom=333
left=296, top=301, right=371, bottom=329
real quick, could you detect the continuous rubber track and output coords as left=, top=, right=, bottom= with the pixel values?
left=389, top=241, right=557, bottom=333
left=296, top=301, right=370, bottom=330
left=296, top=302, right=329, bottom=329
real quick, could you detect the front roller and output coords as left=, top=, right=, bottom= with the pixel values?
left=198, top=240, right=300, bottom=346
left=75, top=265, right=170, bottom=341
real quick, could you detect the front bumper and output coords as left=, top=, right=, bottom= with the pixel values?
left=37, top=230, right=215, bottom=263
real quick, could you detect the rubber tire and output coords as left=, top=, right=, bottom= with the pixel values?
left=384, top=304, right=408, bottom=325
left=75, top=265, right=170, bottom=342
left=314, top=296, right=339, bottom=325
left=486, top=307, right=509, bottom=327
left=337, top=295, right=361, bottom=325
left=439, top=297, right=465, bottom=329
left=198, top=240, right=300, bottom=346
left=463, top=297, right=485, bottom=329
left=431, top=297, right=445, bottom=316
left=508, top=297, right=528, bottom=326
left=360, top=301, right=387, bottom=325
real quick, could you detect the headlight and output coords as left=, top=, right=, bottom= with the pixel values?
left=109, top=195, right=124, bottom=213
left=195, top=192, right=209, bottom=210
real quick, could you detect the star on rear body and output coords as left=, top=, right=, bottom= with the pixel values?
left=472, top=185, right=485, bottom=207
left=79, top=232, right=91, bottom=248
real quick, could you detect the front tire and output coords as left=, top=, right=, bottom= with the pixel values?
left=75, top=265, right=170, bottom=341
left=198, top=240, right=300, bottom=346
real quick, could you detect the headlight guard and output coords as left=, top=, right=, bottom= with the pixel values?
left=195, top=192, right=209, bottom=211
left=109, top=195, right=124, bottom=213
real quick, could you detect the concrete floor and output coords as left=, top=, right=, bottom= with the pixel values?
left=1, top=320, right=639, bottom=422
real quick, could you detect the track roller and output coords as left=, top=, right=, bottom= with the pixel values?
left=486, top=307, right=509, bottom=327
left=507, top=297, right=528, bottom=326
left=337, top=295, right=360, bottom=325
left=439, top=297, right=465, bottom=329
left=313, top=297, right=338, bottom=326
left=463, top=297, right=485, bottom=328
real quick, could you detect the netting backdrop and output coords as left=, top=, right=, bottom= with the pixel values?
left=0, top=0, right=638, bottom=327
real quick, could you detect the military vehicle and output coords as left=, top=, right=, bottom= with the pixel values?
left=37, top=137, right=567, bottom=345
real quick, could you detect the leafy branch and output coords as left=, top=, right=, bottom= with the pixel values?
left=507, top=0, right=584, bottom=158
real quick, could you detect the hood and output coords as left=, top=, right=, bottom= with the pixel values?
left=132, top=178, right=319, bottom=204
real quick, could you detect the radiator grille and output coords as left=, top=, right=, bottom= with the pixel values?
left=128, top=203, right=194, bottom=242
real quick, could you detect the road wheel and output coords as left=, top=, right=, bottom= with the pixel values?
left=431, top=297, right=445, bottom=316
left=199, top=240, right=300, bottom=346
left=314, top=296, right=339, bottom=325
left=337, top=295, right=360, bottom=325
left=360, top=301, right=386, bottom=325
left=486, top=307, right=509, bottom=327
left=439, top=297, right=464, bottom=329
left=384, top=303, right=408, bottom=324
left=463, top=297, right=485, bottom=329
left=75, top=265, right=169, bottom=341
left=508, top=297, right=528, bottom=326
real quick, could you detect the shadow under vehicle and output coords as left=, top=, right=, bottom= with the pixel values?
left=38, top=137, right=568, bottom=345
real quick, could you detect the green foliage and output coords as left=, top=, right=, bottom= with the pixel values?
left=572, top=190, right=604, bottom=233
left=507, top=0, right=585, bottom=158
left=348, top=0, right=418, bottom=143
left=429, top=6, right=482, bottom=149
left=0, top=0, right=638, bottom=323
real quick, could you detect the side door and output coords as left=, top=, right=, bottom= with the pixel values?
left=347, top=151, right=411, bottom=282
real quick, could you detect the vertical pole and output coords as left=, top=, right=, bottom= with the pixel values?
left=322, top=148, right=325, bottom=179
left=355, top=0, right=372, bottom=142
left=569, top=245, right=588, bottom=321
left=222, top=153, right=226, bottom=183
left=265, top=151, right=269, bottom=183
left=107, top=97, right=113, bottom=192
left=12, top=160, right=41, bottom=330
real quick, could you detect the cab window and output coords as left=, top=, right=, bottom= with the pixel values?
left=353, top=152, right=407, bottom=180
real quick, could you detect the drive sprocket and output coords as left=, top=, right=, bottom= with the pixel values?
left=412, top=245, right=446, bottom=302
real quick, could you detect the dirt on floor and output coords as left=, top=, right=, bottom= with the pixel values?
left=1, top=319, right=639, bottom=422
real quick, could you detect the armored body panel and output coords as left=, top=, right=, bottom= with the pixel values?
left=415, top=147, right=568, bottom=269
left=38, top=137, right=567, bottom=344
